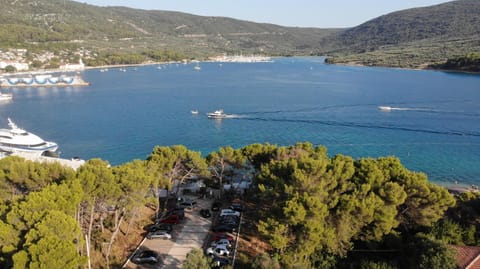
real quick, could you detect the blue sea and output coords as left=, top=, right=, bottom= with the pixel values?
left=1, top=57, right=480, bottom=187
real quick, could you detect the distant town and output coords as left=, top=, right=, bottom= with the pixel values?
left=0, top=48, right=87, bottom=74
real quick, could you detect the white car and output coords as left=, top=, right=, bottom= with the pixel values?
left=206, top=246, right=230, bottom=256
left=220, top=209, right=240, bottom=217
left=146, top=230, right=172, bottom=240
left=210, top=239, right=232, bottom=248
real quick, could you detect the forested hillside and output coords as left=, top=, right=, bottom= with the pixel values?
left=2, top=143, right=480, bottom=269
left=0, top=0, right=337, bottom=56
left=326, top=0, right=480, bottom=68
left=1, top=0, right=478, bottom=70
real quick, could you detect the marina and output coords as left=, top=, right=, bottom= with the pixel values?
left=0, top=57, right=479, bottom=186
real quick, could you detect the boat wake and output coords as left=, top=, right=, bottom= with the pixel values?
left=233, top=116, right=480, bottom=138
left=378, top=106, right=437, bottom=112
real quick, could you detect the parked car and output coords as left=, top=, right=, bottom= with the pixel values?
left=210, top=239, right=232, bottom=248
left=212, top=232, right=234, bottom=242
left=146, top=230, right=172, bottom=240
left=229, top=203, right=244, bottom=212
left=219, top=215, right=239, bottom=223
left=206, top=246, right=230, bottom=256
left=211, top=201, right=222, bottom=211
left=212, top=223, right=236, bottom=233
left=131, top=250, right=160, bottom=264
left=179, top=200, right=197, bottom=209
left=164, top=208, right=185, bottom=219
left=145, top=223, right=173, bottom=233
left=211, top=256, right=230, bottom=268
left=159, top=215, right=181, bottom=224
left=220, top=209, right=240, bottom=217
left=200, top=209, right=211, bottom=218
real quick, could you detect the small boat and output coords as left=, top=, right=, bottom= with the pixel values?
left=207, top=109, right=228, bottom=119
left=0, top=92, right=13, bottom=101
left=191, top=110, right=199, bottom=115
left=378, top=106, right=392, bottom=111
left=194, top=65, right=201, bottom=71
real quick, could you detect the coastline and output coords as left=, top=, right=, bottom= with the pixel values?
left=325, top=60, right=480, bottom=75
left=1, top=55, right=274, bottom=77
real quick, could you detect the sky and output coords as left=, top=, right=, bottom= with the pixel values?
left=75, top=0, right=453, bottom=28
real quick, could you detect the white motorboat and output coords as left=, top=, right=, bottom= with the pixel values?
left=191, top=110, right=199, bottom=115
left=378, top=106, right=392, bottom=111
left=0, top=92, right=13, bottom=101
left=207, top=109, right=228, bottom=119
left=0, top=118, right=58, bottom=157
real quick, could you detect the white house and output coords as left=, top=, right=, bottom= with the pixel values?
left=60, top=58, right=85, bottom=71
left=0, top=61, right=29, bottom=71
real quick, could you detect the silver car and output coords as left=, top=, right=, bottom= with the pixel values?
left=147, top=230, right=172, bottom=240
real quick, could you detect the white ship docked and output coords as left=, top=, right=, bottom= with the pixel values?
left=0, top=118, right=58, bottom=157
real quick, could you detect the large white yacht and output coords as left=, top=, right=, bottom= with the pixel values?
left=0, top=118, right=58, bottom=157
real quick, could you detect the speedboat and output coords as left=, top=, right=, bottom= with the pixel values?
left=191, top=110, right=199, bottom=115
left=207, top=109, right=228, bottom=119
left=378, top=106, right=392, bottom=111
left=0, top=118, right=58, bottom=157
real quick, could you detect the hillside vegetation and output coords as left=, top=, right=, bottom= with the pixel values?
left=0, top=0, right=337, bottom=56
left=0, top=0, right=478, bottom=70
left=3, top=143, right=480, bottom=269
left=326, top=0, right=480, bottom=68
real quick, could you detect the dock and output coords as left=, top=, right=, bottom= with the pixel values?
left=11, top=152, right=86, bottom=170
left=0, top=75, right=90, bottom=87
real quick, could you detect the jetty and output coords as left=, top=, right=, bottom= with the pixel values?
left=0, top=75, right=89, bottom=87
left=9, top=152, right=85, bottom=170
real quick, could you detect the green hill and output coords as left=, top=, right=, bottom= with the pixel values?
left=1, top=0, right=479, bottom=70
left=326, top=0, right=480, bottom=68
left=0, top=0, right=337, bottom=56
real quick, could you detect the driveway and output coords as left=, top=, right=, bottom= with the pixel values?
left=124, top=196, right=213, bottom=269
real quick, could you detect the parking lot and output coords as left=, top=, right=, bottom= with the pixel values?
left=124, top=195, right=213, bottom=268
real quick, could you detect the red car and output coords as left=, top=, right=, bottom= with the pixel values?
left=212, top=232, right=234, bottom=242
left=159, top=215, right=181, bottom=224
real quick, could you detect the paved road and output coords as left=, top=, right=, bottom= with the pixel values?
left=124, top=196, right=213, bottom=269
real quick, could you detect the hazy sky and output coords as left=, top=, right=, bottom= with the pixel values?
left=75, top=0, right=453, bottom=28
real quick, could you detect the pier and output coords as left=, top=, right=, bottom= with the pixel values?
left=11, top=152, right=86, bottom=170
left=0, top=75, right=90, bottom=87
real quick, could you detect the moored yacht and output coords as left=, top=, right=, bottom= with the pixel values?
left=0, top=92, right=13, bottom=101
left=0, top=118, right=58, bottom=157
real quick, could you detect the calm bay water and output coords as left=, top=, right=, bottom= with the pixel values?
left=1, top=57, right=479, bottom=186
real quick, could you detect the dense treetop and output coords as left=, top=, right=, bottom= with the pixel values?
left=0, top=142, right=473, bottom=269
